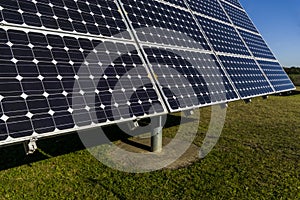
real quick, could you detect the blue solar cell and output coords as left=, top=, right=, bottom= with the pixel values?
left=1, top=9, right=23, bottom=24
left=257, top=60, right=295, bottom=92
left=143, top=46, right=238, bottom=111
left=188, top=0, right=230, bottom=23
left=219, top=55, right=274, bottom=98
left=239, top=30, right=276, bottom=60
left=0, top=0, right=19, bottom=10
left=196, top=16, right=250, bottom=56
left=2, top=97, right=28, bottom=117
left=32, top=114, right=56, bottom=134
left=0, top=27, right=166, bottom=141
left=0, top=0, right=131, bottom=40
left=221, top=2, right=258, bottom=33
left=7, top=116, right=33, bottom=138
left=0, top=61, right=18, bottom=77
left=119, top=0, right=210, bottom=50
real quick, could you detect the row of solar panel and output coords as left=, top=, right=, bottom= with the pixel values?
left=118, top=0, right=294, bottom=92
left=0, top=0, right=294, bottom=144
left=0, top=0, right=289, bottom=62
left=0, top=0, right=131, bottom=39
left=0, top=27, right=169, bottom=140
left=0, top=28, right=291, bottom=141
left=0, top=0, right=280, bottom=58
left=144, top=0, right=278, bottom=61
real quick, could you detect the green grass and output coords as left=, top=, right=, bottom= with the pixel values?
left=0, top=90, right=300, bottom=199
left=288, top=74, right=300, bottom=86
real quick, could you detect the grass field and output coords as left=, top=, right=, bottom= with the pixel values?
left=289, top=74, right=300, bottom=86
left=0, top=89, right=299, bottom=199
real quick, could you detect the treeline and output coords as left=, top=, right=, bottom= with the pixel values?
left=284, top=67, right=300, bottom=74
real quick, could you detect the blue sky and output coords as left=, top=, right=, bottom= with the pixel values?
left=240, top=0, right=300, bottom=67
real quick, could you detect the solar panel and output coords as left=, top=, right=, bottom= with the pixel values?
left=219, top=55, right=274, bottom=98
left=219, top=0, right=295, bottom=92
left=0, top=0, right=295, bottom=146
left=0, top=26, right=166, bottom=143
left=188, top=0, right=230, bottom=23
left=221, top=1, right=258, bottom=33
left=239, top=30, right=276, bottom=60
left=142, top=45, right=239, bottom=111
left=118, top=0, right=210, bottom=50
left=257, top=60, right=295, bottom=92
left=119, top=0, right=241, bottom=107
left=195, top=15, right=250, bottom=56
left=0, top=0, right=132, bottom=40
left=221, top=0, right=243, bottom=9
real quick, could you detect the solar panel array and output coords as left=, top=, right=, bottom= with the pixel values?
left=219, top=0, right=294, bottom=92
left=0, top=0, right=294, bottom=145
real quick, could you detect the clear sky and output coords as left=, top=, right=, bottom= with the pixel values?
left=240, top=0, right=300, bottom=67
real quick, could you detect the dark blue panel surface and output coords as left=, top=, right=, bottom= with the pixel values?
left=219, top=55, right=274, bottom=98
left=221, top=1, right=258, bottom=33
left=0, top=28, right=165, bottom=141
left=119, top=0, right=210, bottom=50
left=143, top=46, right=238, bottom=111
left=196, top=16, right=250, bottom=56
left=257, top=60, right=295, bottom=92
left=0, top=0, right=131, bottom=40
left=239, top=30, right=276, bottom=60
left=188, top=0, right=230, bottom=23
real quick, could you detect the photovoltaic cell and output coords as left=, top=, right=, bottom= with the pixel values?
left=219, top=55, right=274, bottom=98
left=0, top=0, right=132, bottom=40
left=119, top=0, right=210, bottom=50
left=195, top=15, right=250, bottom=56
left=221, top=2, right=258, bottom=33
left=257, top=60, right=295, bottom=92
left=239, top=30, right=276, bottom=60
left=188, top=0, right=230, bottom=23
left=142, top=45, right=238, bottom=111
left=0, top=27, right=165, bottom=141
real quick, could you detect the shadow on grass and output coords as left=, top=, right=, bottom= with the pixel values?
left=0, top=114, right=197, bottom=171
left=289, top=90, right=300, bottom=96
left=274, top=89, right=300, bottom=96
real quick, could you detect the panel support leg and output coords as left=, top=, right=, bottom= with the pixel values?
left=24, top=137, right=38, bottom=155
left=151, top=116, right=163, bottom=153
left=244, top=99, right=252, bottom=104
left=262, top=95, right=269, bottom=100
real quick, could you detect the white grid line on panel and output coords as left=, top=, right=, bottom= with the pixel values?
left=117, top=0, right=240, bottom=112
left=117, top=0, right=211, bottom=51
left=183, top=0, right=242, bottom=100
left=140, top=44, right=240, bottom=112
left=223, top=1, right=294, bottom=90
left=0, top=23, right=169, bottom=146
left=220, top=0, right=283, bottom=61
left=220, top=0, right=245, bottom=12
left=0, top=0, right=135, bottom=44
left=216, top=0, right=276, bottom=94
